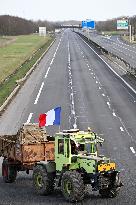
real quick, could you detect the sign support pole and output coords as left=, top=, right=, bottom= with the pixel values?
left=129, top=25, right=132, bottom=43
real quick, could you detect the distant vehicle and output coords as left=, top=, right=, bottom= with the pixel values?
left=55, top=29, right=61, bottom=33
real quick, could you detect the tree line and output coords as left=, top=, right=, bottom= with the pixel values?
left=0, top=15, right=59, bottom=35
left=96, top=15, right=136, bottom=33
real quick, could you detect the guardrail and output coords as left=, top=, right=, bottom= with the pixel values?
left=76, top=31, right=136, bottom=76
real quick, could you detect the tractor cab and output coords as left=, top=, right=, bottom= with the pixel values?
left=55, top=128, right=106, bottom=171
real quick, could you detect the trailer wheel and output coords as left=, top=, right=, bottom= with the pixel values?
left=61, top=170, right=85, bottom=202
left=33, top=165, right=54, bottom=195
left=2, top=159, right=17, bottom=183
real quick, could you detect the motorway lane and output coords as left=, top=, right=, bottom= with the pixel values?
left=0, top=29, right=136, bottom=204
left=81, top=31, right=136, bottom=68
left=68, top=31, right=136, bottom=204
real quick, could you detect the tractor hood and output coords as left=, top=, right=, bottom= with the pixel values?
left=75, top=154, right=115, bottom=174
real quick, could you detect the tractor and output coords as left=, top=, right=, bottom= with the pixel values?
left=33, top=128, right=123, bottom=202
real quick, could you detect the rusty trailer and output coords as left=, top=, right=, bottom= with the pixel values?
left=0, top=123, right=55, bottom=183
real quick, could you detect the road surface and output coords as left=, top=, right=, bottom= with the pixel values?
left=80, top=31, right=136, bottom=69
left=0, top=29, right=136, bottom=205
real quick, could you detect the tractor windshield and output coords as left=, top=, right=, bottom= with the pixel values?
left=71, top=140, right=97, bottom=155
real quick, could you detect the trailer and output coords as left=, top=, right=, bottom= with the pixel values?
left=0, top=123, right=54, bottom=183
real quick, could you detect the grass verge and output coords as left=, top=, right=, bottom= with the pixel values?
left=0, top=36, right=54, bottom=106
left=122, top=35, right=136, bottom=44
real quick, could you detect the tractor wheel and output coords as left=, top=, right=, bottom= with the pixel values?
left=33, top=165, right=54, bottom=195
left=99, top=174, right=121, bottom=198
left=61, top=170, right=85, bottom=202
left=2, top=159, right=17, bottom=183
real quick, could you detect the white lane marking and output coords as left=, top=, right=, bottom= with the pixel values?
left=99, top=87, right=101, bottom=90
left=112, top=112, right=116, bottom=117
left=107, top=102, right=110, bottom=107
left=26, top=113, right=33, bottom=124
left=130, top=147, right=136, bottom=154
left=120, top=127, right=124, bottom=132
left=44, top=67, right=50, bottom=78
left=50, top=58, right=54, bottom=65
left=102, top=93, right=105, bottom=96
left=34, top=82, right=44, bottom=104
left=68, top=41, right=77, bottom=129
left=80, top=37, right=136, bottom=96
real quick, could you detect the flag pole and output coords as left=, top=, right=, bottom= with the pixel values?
left=59, top=125, right=61, bottom=133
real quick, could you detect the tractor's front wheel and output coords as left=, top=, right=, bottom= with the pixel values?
left=33, top=165, right=54, bottom=195
left=61, top=170, right=85, bottom=202
left=99, top=173, right=121, bottom=198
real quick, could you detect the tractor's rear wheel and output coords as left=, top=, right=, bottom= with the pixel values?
left=61, top=170, right=85, bottom=202
left=2, top=159, right=17, bottom=183
left=33, top=165, right=54, bottom=195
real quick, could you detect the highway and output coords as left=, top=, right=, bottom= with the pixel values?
left=81, top=31, right=136, bottom=69
left=0, top=29, right=136, bottom=204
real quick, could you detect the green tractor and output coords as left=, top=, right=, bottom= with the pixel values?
left=33, top=128, right=123, bottom=202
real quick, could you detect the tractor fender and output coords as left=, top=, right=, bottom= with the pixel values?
left=35, top=161, right=56, bottom=173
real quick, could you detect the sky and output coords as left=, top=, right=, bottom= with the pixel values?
left=0, top=0, right=136, bottom=22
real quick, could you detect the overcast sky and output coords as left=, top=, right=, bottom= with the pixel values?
left=1, top=0, right=136, bottom=21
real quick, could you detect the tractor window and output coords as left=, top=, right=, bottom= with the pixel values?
left=85, top=144, right=91, bottom=153
left=58, top=139, right=64, bottom=154
left=71, top=140, right=77, bottom=154
left=65, top=139, right=69, bottom=158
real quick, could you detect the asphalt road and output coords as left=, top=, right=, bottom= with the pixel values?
left=0, top=29, right=136, bottom=205
left=80, top=31, right=136, bottom=69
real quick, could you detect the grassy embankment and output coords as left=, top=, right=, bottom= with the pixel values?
left=101, top=31, right=121, bottom=35
left=122, top=35, right=136, bottom=44
left=0, top=35, right=54, bottom=106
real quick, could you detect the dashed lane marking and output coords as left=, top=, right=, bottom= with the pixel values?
left=34, top=82, right=44, bottom=104
left=26, top=113, right=33, bottom=124
left=112, top=112, right=116, bottom=117
left=130, top=147, right=136, bottom=154
left=120, top=127, right=124, bottom=132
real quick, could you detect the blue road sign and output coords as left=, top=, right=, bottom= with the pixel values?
left=87, top=20, right=95, bottom=29
left=82, top=21, right=87, bottom=28
left=82, top=20, right=95, bottom=29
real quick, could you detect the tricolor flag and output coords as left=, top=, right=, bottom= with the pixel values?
left=39, top=107, right=61, bottom=127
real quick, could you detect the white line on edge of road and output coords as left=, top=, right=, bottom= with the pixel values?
left=130, top=147, right=136, bottom=154
left=120, top=127, right=124, bottom=132
left=34, top=82, right=44, bottom=104
left=26, top=113, right=33, bottom=124
left=80, top=37, right=136, bottom=96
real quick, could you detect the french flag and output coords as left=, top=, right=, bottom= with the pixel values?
left=39, top=107, right=61, bottom=127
